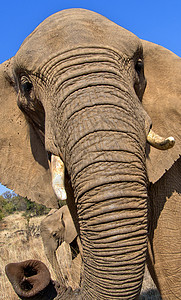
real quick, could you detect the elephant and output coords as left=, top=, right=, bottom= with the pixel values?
left=1, top=8, right=181, bottom=300
left=40, top=205, right=82, bottom=287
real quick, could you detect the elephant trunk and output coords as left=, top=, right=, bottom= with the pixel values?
left=52, top=50, right=149, bottom=299
left=74, top=148, right=147, bottom=299
left=45, top=246, right=66, bottom=286
left=40, top=223, right=66, bottom=287
left=58, top=91, right=148, bottom=298
left=5, top=260, right=57, bottom=299
left=5, top=260, right=77, bottom=299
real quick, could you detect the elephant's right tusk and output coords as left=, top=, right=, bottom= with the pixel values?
left=147, top=129, right=175, bottom=150
left=51, top=154, right=67, bottom=201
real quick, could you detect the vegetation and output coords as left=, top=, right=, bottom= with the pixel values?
left=0, top=191, right=50, bottom=220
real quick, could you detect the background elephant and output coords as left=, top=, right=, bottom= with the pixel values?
left=0, top=8, right=180, bottom=300
left=40, top=205, right=82, bottom=288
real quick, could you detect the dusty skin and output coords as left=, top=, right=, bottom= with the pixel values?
left=0, top=8, right=180, bottom=300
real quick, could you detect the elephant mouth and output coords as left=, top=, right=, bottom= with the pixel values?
left=49, top=128, right=175, bottom=201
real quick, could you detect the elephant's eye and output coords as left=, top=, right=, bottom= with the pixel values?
left=135, top=59, right=144, bottom=75
left=22, top=81, right=32, bottom=94
left=20, top=76, right=33, bottom=95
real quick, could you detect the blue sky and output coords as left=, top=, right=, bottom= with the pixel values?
left=0, top=0, right=180, bottom=194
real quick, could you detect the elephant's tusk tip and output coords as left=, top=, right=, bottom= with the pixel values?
left=52, top=176, right=67, bottom=200
left=147, top=129, right=175, bottom=150
left=166, top=136, right=175, bottom=148
left=51, top=154, right=67, bottom=201
left=52, top=185, right=67, bottom=201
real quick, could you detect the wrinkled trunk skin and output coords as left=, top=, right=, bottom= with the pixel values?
left=40, top=224, right=65, bottom=286
left=52, top=53, right=148, bottom=299
left=45, top=246, right=65, bottom=286
left=74, top=163, right=147, bottom=299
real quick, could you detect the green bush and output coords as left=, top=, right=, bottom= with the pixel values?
left=0, top=209, right=4, bottom=221
left=23, top=199, right=50, bottom=218
left=0, top=192, right=50, bottom=220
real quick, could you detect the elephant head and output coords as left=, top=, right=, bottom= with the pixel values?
left=1, top=8, right=181, bottom=299
left=40, top=205, right=81, bottom=285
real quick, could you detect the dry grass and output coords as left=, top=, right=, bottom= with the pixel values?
left=0, top=213, right=56, bottom=300
left=0, top=213, right=161, bottom=299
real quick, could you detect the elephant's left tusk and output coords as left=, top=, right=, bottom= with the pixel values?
left=50, top=154, right=67, bottom=201
left=147, top=129, right=175, bottom=150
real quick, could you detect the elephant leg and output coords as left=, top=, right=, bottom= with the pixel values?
left=147, top=158, right=181, bottom=299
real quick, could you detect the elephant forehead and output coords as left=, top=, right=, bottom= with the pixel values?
left=15, top=8, right=141, bottom=70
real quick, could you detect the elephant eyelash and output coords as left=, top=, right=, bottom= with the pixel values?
left=135, top=59, right=144, bottom=75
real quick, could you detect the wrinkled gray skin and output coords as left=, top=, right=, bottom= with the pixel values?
left=40, top=205, right=81, bottom=286
left=1, top=8, right=181, bottom=300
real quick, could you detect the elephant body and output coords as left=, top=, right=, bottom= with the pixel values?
left=1, top=8, right=180, bottom=300
left=147, top=157, right=181, bottom=298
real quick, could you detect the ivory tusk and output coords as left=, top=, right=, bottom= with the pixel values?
left=147, top=129, right=175, bottom=150
left=50, top=154, right=67, bottom=200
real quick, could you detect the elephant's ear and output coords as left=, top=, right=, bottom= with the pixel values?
left=62, top=206, right=77, bottom=244
left=142, top=40, right=181, bottom=183
left=0, top=60, right=58, bottom=208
